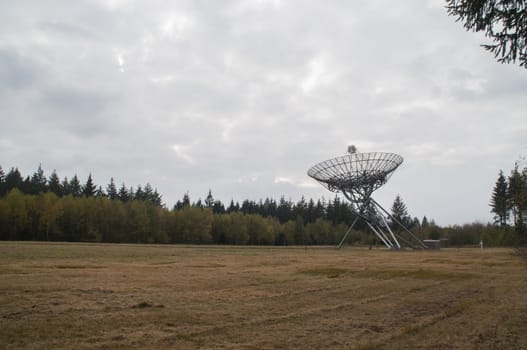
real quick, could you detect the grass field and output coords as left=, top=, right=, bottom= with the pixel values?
left=1, top=242, right=526, bottom=349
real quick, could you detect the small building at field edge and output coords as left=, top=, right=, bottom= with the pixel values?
left=423, top=239, right=441, bottom=250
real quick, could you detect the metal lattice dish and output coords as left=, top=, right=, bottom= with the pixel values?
left=307, top=152, right=403, bottom=194
left=308, top=147, right=426, bottom=250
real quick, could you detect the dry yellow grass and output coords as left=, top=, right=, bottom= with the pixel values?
left=1, top=242, right=526, bottom=349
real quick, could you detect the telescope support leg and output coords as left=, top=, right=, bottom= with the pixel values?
left=337, top=217, right=359, bottom=249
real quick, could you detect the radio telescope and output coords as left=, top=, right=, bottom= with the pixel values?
left=308, top=146, right=426, bottom=249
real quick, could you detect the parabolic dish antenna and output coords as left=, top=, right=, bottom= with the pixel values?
left=308, top=147, right=426, bottom=249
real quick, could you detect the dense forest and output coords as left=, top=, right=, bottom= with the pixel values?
left=0, top=164, right=524, bottom=246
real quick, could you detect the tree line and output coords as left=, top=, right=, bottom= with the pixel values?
left=490, top=162, right=527, bottom=241
left=0, top=164, right=438, bottom=245
left=0, top=187, right=450, bottom=246
left=0, top=165, right=162, bottom=205
left=0, top=163, right=522, bottom=247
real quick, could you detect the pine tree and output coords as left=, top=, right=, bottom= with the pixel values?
left=151, top=189, right=162, bottom=206
left=205, top=189, right=214, bottom=208
left=446, top=0, right=527, bottom=68
left=295, top=196, right=307, bottom=222
left=174, top=193, right=191, bottom=210
left=326, top=197, right=336, bottom=224
left=22, top=176, right=31, bottom=194
left=0, top=165, right=6, bottom=196
left=118, top=183, right=130, bottom=202
left=411, top=217, right=421, bottom=229
left=315, top=199, right=325, bottom=221
left=390, top=194, right=410, bottom=228
left=490, top=170, right=509, bottom=227
left=227, top=200, right=238, bottom=213
left=61, top=177, right=72, bottom=196
left=82, top=173, right=96, bottom=197
left=305, top=198, right=316, bottom=224
left=182, top=192, right=190, bottom=207
left=277, top=196, right=292, bottom=223
left=261, top=198, right=276, bottom=217
left=143, top=183, right=154, bottom=201
left=212, top=200, right=225, bottom=214
left=69, top=175, right=82, bottom=197
left=29, top=164, right=47, bottom=194
left=134, top=185, right=144, bottom=201
left=421, top=216, right=429, bottom=228
left=5, top=167, right=24, bottom=193
left=241, top=199, right=252, bottom=214
left=48, top=170, right=62, bottom=196
left=508, top=164, right=526, bottom=232
left=106, top=178, right=118, bottom=200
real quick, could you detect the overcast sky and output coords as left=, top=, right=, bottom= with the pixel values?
left=1, top=0, right=526, bottom=226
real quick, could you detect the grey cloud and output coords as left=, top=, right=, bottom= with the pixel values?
left=34, top=87, right=115, bottom=138
left=0, top=0, right=526, bottom=225
left=0, top=49, right=37, bottom=89
left=42, top=87, right=110, bottom=115
left=38, top=21, right=96, bottom=40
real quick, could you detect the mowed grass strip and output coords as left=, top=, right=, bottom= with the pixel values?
left=0, top=242, right=526, bottom=349
left=298, top=267, right=475, bottom=280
